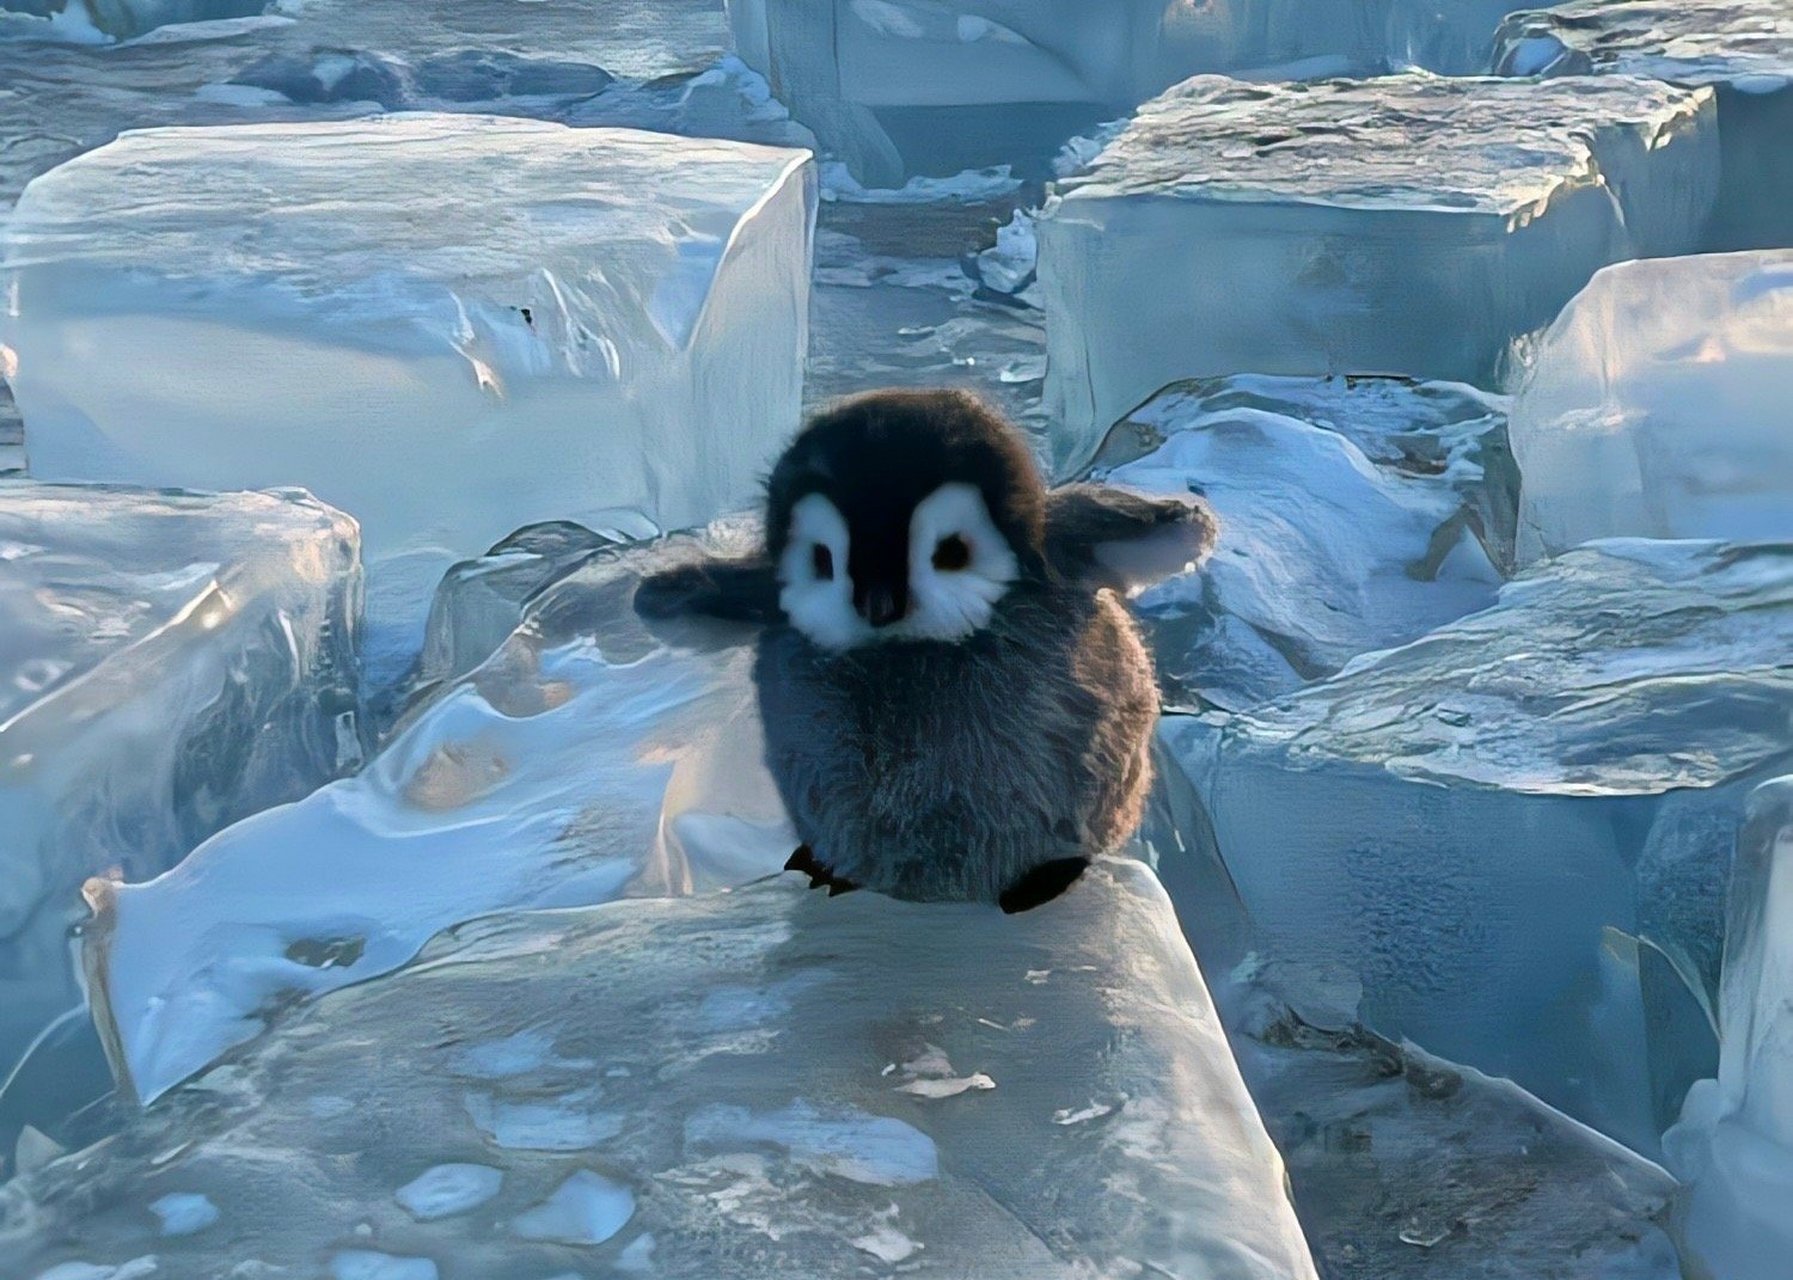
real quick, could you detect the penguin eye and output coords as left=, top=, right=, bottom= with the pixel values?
left=811, top=544, right=835, bottom=581
left=932, top=534, right=971, bottom=572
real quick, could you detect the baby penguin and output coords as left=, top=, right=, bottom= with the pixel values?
left=636, top=389, right=1214, bottom=912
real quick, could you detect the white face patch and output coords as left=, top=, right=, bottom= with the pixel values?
left=901, top=482, right=1018, bottom=641
left=777, top=492, right=862, bottom=651
left=776, top=483, right=1020, bottom=650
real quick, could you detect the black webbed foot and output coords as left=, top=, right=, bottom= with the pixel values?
left=785, top=846, right=858, bottom=896
left=999, top=858, right=1090, bottom=914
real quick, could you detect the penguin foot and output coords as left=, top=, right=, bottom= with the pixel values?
left=999, top=858, right=1090, bottom=914
left=785, top=846, right=858, bottom=897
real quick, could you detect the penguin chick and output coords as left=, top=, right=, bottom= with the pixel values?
left=636, top=389, right=1215, bottom=911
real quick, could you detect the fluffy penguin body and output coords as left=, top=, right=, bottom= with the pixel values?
left=636, top=389, right=1215, bottom=910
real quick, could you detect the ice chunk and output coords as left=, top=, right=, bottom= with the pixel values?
left=0, top=481, right=360, bottom=1086
left=511, top=1170, right=635, bottom=1244
left=147, top=1192, right=218, bottom=1237
left=1037, top=74, right=1719, bottom=475
left=1664, top=776, right=1793, bottom=1280
left=1163, top=539, right=1793, bottom=1149
left=1090, top=375, right=1511, bottom=711
left=1494, top=0, right=1793, bottom=250
left=2, top=115, right=816, bottom=690
left=728, top=0, right=1572, bottom=183
left=1509, top=250, right=1793, bottom=562
left=394, top=1164, right=503, bottom=1222
left=0, top=861, right=1318, bottom=1279
left=82, top=532, right=794, bottom=1104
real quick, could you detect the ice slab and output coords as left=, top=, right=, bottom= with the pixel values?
left=1510, top=250, right=1793, bottom=563
left=81, top=528, right=795, bottom=1104
left=1494, top=0, right=1793, bottom=250
left=1037, top=73, right=1719, bottom=475
left=1163, top=538, right=1793, bottom=1150
left=2, top=115, right=816, bottom=691
left=728, top=0, right=1573, bottom=184
left=0, top=481, right=361, bottom=1086
left=1088, top=375, right=1511, bottom=711
left=3, top=861, right=1319, bottom=1279
left=1665, top=775, right=1793, bottom=1280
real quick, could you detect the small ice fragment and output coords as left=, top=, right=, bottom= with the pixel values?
left=685, top=1100, right=939, bottom=1186
left=394, top=1164, right=504, bottom=1221
left=896, top=1074, right=996, bottom=1099
left=1053, top=1101, right=1115, bottom=1125
left=329, top=1251, right=438, bottom=1280
left=464, top=1089, right=623, bottom=1151
left=1025, top=970, right=1050, bottom=984
left=149, top=1192, right=220, bottom=1237
left=510, top=1170, right=636, bottom=1245
left=852, top=1224, right=922, bottom=1263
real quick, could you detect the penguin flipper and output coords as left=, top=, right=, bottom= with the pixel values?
left=1044, top=484, right=1216, bottom=593
left=634, top=556, right=782, bottom=627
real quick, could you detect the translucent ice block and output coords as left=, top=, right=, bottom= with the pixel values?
left=1163, top=538, right=1793, bottom=1149
left=2, top=115, right=816, bottom=689
left=1089, top=374, right=1510, bottom=711
left=1037, top=73, right=1719, bottom=475
left=81, top=530, right=794, bottom=1104
left=12, top=861, right=1318, bottom=1280
left=1495, top=0, right=1793, bottom=250
left=1664, top=775, right=1793, bottom=1280
left=728, top=0, right=1573, bottom=183
left=1510, top=250, right=1793, bottom=562
left=0, top=480, right=361, bottom=1082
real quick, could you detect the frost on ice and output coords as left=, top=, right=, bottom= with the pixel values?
left=1510, top=249, right=1793, bottom=561
left=1494, top=0, right=1793, bottom=250
left=81, top=530, right=795, bottom=1103
left=0, top=481, right=360, bottom=1096
left=1088, top=375, right=1510, bottom=711
left=1163, top=538, right=1793, bottom=1151
left=0, top=114, right=816, bottom=689
left=1037, top=73, right=1718, bottom=475
left=1665, top=775, right=1793, bottom=1280
left=0, top=861, right=1319, bottom=1280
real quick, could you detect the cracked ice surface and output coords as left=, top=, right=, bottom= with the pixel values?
left=0, top=481, right=360, bottom=1086
left=1, top=115, right=816, bottom=690
left=1511, top=250, right=1793, bottom=561
left=82, top=526, right=796, bottom=1104
left=1038, top=73, right=1719, bottom=474
left=1164, top=538, right=1793, bottom=1150
left=1664, top=775, right=1793, bottom=1280
left=1494, top=0, right=1793, bottom=250
left=1088, top=375, right=1512, bottom=711
left=0, top=861, right=1319, bottom=1280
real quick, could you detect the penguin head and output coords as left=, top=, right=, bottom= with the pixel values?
left=765, top=389, right=1047, bottom=650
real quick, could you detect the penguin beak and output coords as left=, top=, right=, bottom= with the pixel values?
left=857, top=582, right=906, bottom=628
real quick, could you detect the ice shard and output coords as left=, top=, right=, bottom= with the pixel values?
left=1038, top=73, right=1719, bottom=475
